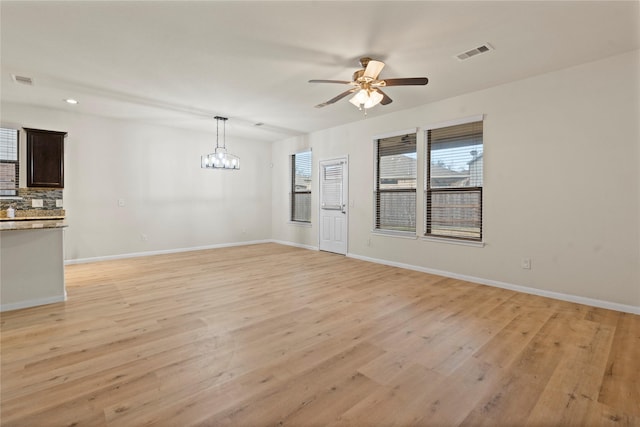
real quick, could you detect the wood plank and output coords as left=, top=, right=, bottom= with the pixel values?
left=459, top=313, right=593, bottom=426
left=524, top=319, right=616, bottom=426
left=598, top=312, right=640, bottom=416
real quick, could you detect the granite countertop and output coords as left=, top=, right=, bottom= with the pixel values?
left=0, top=219, right=68, bottom=231
left=0, top=209, right=66, bottom=220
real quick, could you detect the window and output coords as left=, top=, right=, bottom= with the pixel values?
left=425, top=117, right=483, bottom=241
left=291, top=151, right=312, bottom=222
left=374, top=132, right=417, bottom=233
left=0, top=128, right=19, bottom=196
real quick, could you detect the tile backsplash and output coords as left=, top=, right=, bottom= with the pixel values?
left=0, top=188, right=64, bottom=217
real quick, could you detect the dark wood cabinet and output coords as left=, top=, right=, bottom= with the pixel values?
left=24, top=128, right=67, bottom=188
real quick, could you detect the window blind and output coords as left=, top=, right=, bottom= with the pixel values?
left=291, top=151, right=312, bottom=222
left=426, top=120, right=483, bottom=240
left=0, top=128, right=19, bottom=196
left=321, top=163, right=343, bottom=210
left=375, top=133, right=417, bottom=232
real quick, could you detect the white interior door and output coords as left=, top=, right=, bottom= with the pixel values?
left=319, top=157, right=348, bottom=254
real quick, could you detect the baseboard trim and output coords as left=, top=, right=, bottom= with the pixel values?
left=1, top=294, right=67, bottom=312
left=269, top=239, right=319, bottom=251
left=346, top=252, right=640, bottom=315
left=64, top=240, right=272, bottom=265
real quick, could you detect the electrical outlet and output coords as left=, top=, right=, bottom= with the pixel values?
left=521, top=258, right=531, bottom=270
left=55, top=199, right=63, bottom=208
left=140, top=234, right=148, bottom=242
left=32, top=199, right=43, bottom=208
left=118, top=199, right=125, bottom=207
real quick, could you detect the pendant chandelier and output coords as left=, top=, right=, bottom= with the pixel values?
left=201, top=116, right=240, bottom=170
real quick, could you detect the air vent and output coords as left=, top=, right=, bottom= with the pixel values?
left=12, top=74, right=34, bottom=85
left=456, top=43, right=494, bottom=61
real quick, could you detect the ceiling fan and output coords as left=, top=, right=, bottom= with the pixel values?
left=309, top=57, right=428, bottom=111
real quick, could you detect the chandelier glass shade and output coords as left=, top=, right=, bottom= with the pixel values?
left=201, top=116, right=240, bottom=170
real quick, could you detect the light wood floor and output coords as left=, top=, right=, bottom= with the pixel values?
left=1, top=243, right=638, bottom=426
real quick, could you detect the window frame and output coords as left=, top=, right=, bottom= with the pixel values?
left=423, top=115, right=484, bottom=242
left=373, top=128, right=418, bottom=236
left=290, top=150, right=312, bottom=224
left=0, top=127, right=20, bottom=197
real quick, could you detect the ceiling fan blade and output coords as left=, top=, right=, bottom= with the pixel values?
left=314, top=88, right=357, bottom=108
left=309, top=79, right=352, bottom=84
left=363, top=60, right=385, bottom=80
left=382, top=77, right=429, bottom=86
left=377, top=89, right=393, bottom=105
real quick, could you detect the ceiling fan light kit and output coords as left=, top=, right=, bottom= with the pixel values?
left=309, top=57, right=429, bottom=112
left=201, top=116, right=240, bottom=170
left=349, top=88, right=383, bottom=110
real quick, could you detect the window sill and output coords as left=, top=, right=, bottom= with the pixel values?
left=371, top=229, right=418, bottom=240
left=420, top=235, right=485, bottom=248
left=288, top=221, right=312, bottom=228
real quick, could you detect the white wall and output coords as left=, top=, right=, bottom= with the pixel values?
left=271, top=50, right=640, bottom=309
left=0, top=105, right=273, bottom=260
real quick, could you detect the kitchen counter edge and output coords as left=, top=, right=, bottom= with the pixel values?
left=0, top=219, right=68, bottom=231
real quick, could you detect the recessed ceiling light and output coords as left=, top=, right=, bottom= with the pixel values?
left=64, top=98, right=79, bottom=105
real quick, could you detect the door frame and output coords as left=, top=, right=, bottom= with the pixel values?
left=318, top=156, right=349, bottom=254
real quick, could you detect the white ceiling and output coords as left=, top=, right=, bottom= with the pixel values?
left=1, top=1, right=639, bottom=142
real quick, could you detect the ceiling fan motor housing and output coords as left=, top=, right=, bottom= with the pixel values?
left=359, top=57, right=372, bottom=68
